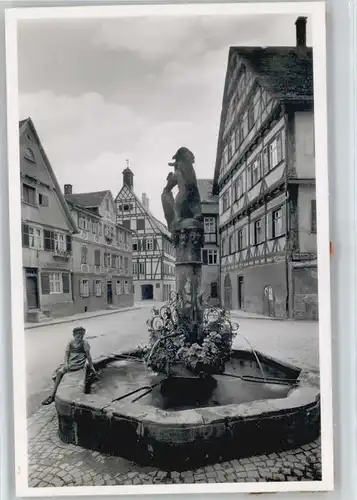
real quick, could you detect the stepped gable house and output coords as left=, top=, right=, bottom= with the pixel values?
left=20, top=118, right=77, bottom=322
left=115, top=163, right=176, bottom=302
left=213, top=17, right=318, bottom=320
left=197, top=179, right=220, bottom=305
left=64, top=187, right=134, bottom=312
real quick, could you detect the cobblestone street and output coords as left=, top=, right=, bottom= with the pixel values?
left=28, top=405, right=321, bottom=487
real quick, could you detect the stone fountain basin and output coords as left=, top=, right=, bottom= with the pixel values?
left=55, top=349, right=320, bottom=470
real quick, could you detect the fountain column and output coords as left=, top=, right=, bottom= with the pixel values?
left=172, top=218, right=205, bottom=343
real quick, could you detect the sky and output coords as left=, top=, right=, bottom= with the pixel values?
left=18, top=13, right=311, bottom=223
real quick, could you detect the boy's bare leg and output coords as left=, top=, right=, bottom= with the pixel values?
left=42, top=372, right=64, bottom=405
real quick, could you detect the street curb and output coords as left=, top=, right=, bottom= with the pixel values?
left=25, top=306, right=143, bottom=330
left=230, top=314, right=285, bottom=322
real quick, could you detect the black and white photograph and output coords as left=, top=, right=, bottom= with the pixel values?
left=5, top=2, right=332, bottom=495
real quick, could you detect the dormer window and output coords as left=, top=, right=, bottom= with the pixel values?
left=24, top=147, right=35, bottom=163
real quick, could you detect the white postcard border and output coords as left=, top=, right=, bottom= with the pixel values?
left=5, top=2, right=333, bottom=496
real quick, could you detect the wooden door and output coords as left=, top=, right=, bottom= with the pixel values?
left=26, top=276, right=39, bottom=309
left=223, top=274, right=232, bottom=310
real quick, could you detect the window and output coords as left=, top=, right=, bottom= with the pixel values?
left=62, top=273, right=70, bottom=294
left=81, top=246, right=88, bottom=264
left=228, top=133, right=235, bottom=160
left=119, top=255, right=123, bottom=272
left=204, top=217, right=215, bottom=234
left=22, top=184, right=36, bottom=205
left=104, top=252, right=111, bottom=268
left=95, top=280, right=102, bottom=297
left=229, top=234, right=234, bottom=254
left=124, top=281, right=129, bottom=294
left=146, top=238, right=153, bottom=251
left=80, top=279, right=90, bottom=297
left=137, top=219, right=145, bottom=231
left=54, top=233, right=66, bottom=253
left=139, top=262, right=145, bottom=274
left=22, top=224, right=42, bottom=249
left=311, top=200, right=317, bottom=233
left=133, top=262, right=138, bottom=274
left=92, top=221, right=98, bottom=234
left=254, top=219, right=264, bottom=245
left=50, top=272, right=62, bottom=294
left=269, top=132, right=283, bottom=170
left=263, top=146, right=269, bottom=174
left=223, top=146, right=229, bottom=167
left=94, top=249, right=101, bottom=266
left=222, top=190, right=230, bottom=212
left=124, top=257, right=129, bottom=274
left=24, top=147, right=35, bottom=163
left=133, top=241, right=138, bottom=251
left=122, top=219, right=131, bottom=230
left=273, top=209, right=284, bottom=238
left=237, top=229, right=244, bottom=251
left=38, top=193, right=49, bottom=206
left=242, top=111, right=249, bottom=137
left=246, top=165, right=252, bottom=190
left=202, top=249, right=218, bottom=265
left=78, top=214, right=86, bottom=230
left=106, top=199, right=110, bottom=211
left=116, top=281, right=122, bottom=295
left=43, top=230, right=54, bottom=251
left=248, top=104, right=254, bottom=130
left=252, top=156, right=262, bottom=185
left=234, top=176, right=243, bottom=200
left=211, top=282, right=218, bottom=299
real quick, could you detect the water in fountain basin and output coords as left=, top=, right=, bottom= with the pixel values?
left=92, top=355, right=293, bottom=411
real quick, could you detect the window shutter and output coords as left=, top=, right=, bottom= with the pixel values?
left=93, top=280, right=96, bottom=296
left=154, top=238, right=157, bottom=250
left=202, top=249, right=208, bottom=264
left=62, top=273, right=70, bottom=294
left=41, top=273, right=50, bottom=294
left=94, top=249, right=100, bottom=266
left=22, top=223, right=29, bottom=247
left=137, top=239, right=141, bottom=252
left=282, top=204, right=287, bottom=234
left=79, top=279, right=82, bottom=296
left=250, top=222, right=255, bottom=246
left=44, top=229, right=51, bottom=250
left=142, top=238, right=146, bottom=251
left=267, top=213, right=273, bottom=239
left=88, top=280, right=91, bottom=296
left=66, top=235, right=72, bottom=253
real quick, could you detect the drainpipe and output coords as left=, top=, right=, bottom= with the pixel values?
left=283, top=105, right=290, bottom=319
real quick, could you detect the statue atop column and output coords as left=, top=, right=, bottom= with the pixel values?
left=161, top=147, right=202, bottom=230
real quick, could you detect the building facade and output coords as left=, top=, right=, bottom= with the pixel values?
left=115, top=165, right=176, bottom=302
left=20, top=118, right=77, bottom=322
left=65, top=187, right=134, bottom=312
left=213, top=17, right=318, bottom=320
left=197, top=179, right=220, bottom=306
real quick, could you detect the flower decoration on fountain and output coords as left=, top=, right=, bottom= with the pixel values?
left=144, top=291, right=239, bottom=377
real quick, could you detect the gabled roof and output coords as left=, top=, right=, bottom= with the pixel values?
left=65, top=191, right=110, bottom=209
left=213, top=45, right=313, bottom=189
left=231, top=46, right=313, bottom=103
left=115, top=185, right=171, bottom=238
left=197, top=179, right=218, bottom=204
left=19, top=118, right=78, bottom=233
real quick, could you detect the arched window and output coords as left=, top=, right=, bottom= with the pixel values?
left=24, top=147, right=35, bottom=163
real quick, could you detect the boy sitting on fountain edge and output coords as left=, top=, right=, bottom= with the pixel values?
left=42, top=326, right=96, bottom=405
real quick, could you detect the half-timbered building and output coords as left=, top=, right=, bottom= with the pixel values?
left=115, top=164, right=176, bottom=302
left=65, top=187, right=134, bottom=312
left=214, top=17, right=318, bottom=320
left=20, top=118, right=78, bottom=322
left=198, top=179, right=220, bottom=305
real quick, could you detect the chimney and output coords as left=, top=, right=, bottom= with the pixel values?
left=142, top=193, right=149, bottom=211
left=64, top=184, right=73, bottom=195
left=122, top=159, right=134, bottom=190
left=295, top=16, right=307, bottom=49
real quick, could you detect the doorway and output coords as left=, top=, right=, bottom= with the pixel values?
left=223, top=274, right=232, bottom=310
left=237, top=276, right=244, bottom=309
left=141, top=284, right=153, bottom=300
left=107, top=281, right=113, bottom=305
left=26, top=270, right=39, bottom=309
